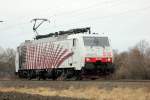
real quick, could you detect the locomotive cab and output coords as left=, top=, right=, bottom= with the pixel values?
left=68, top=33, right=114, bottom=78
left=82, top=36, right=114, bottom=76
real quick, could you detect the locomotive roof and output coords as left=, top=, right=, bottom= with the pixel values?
left=18, top=27, right=108, bottom=47
left=19, top=33, right=108, bottom=47
left=35, top=27, right=91, bottom=40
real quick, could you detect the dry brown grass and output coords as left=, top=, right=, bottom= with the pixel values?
left=0, top=86, right=150, bottom=100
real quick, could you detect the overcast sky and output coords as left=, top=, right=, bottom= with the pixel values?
left=0, top=0, right=150, bottom=52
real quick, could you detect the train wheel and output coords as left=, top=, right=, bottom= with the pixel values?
left=27, top=72, right=31, bottom=80
left=74, top=70, right=82, bottom=80
left=38, top=77, right=40, bottom=80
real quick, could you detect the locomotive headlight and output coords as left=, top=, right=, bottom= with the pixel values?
left=85, top=58, right=90, bottom=61
left=107, top=58, right=110, bottom=61
left=85, top=58, right=96, bottom=62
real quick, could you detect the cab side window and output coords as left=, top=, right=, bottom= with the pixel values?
left=73, top=38, right=76, bottom=47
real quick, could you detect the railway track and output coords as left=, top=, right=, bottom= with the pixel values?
left=1, top=79, right=150, bottom=82
left=0, top=79, right=150, bottom=89
left=1, top=78, right=150, bottom=81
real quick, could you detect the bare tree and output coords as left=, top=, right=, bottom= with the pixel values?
left=0, top=47, right=16, bottom=79
left=114, top=40, right=150, bottom=79
left=136, top=40, right=149, bottom=55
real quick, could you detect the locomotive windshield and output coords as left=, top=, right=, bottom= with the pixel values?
left=83, top=36, right=110, bottom=47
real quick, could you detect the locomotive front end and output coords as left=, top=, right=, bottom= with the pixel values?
left=82, top=36, right=115, bottom=77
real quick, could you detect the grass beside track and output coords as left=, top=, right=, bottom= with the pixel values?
left=0, top=80, right=150, bottom=100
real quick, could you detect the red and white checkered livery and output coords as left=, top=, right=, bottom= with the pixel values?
left=21, top=42, right=73, bottom=70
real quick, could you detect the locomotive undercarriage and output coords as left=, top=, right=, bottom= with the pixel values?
left=81, top=62, right=115, bottom=79
left=17, top=62, right=115, bottom=80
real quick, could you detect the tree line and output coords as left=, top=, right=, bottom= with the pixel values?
left=113, top=40, right=150, bottom=79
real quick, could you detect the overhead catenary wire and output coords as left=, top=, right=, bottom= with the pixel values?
left=49, top=0, right=123, bottom=17
left=34, top=0, right=145, bottom=30
left=49, top=0, right=126, bottom=26
left=53, top=5, right=150, bottom=28
left=0, top=0, right=149, bottom=32
left=19, top=4, right=150, bottom=34
left=46, top=0, right=131, bottom=29
left=0, top=0, right=124, bottom=32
